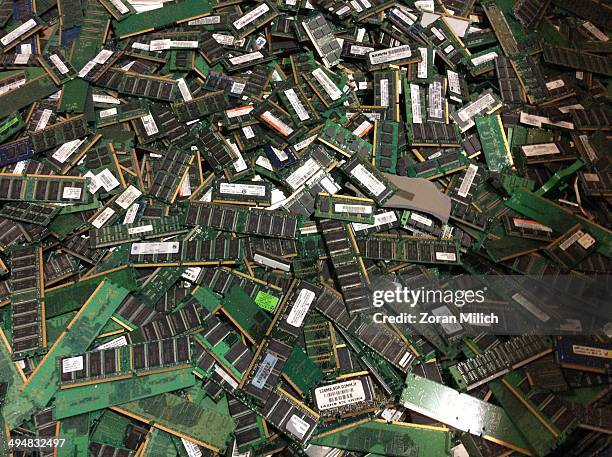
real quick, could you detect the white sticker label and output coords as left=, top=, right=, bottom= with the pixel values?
left=14, top=53, right=30, bottom=64
left=255, top=155, right=273, bottom=171
left=261, top=111, right=294, bottom=136
left=410, top=212, right=433, bottom=226
left=131, top=42, right=150, bottom=51
left=447, top=70, right=460, bottom=94
left=560, top=230, right=585, bottom=250
left=521, top=143, right=560, bottom=156
left=52, top=139, right=84, bottom=163
left=141, top=114, right=159, bottom=136
left=242, top=126, right=255, bottom=139
left=471, top=51, right=498, bottom=66
left=545, top=79, right=565, bottom=90
left=214, top=364, right=239, bottom=389
left=286, top=158, right=320, bottom=189
left=123, top=204, right=139, bottom=224
left=253, top=253, right=290, bottom=271
left=231, top=81, right=245, bottom=94
left=272, top=146, right=288, bottom=161
left=457, top=93, right=496, bottom=124
left=392, top=7, right=416, bottom=26
left=428, top=80, right=442, bottom=119
left=213, top=33, right=234, bottom=45
left=351, top=45, right=374, bottom=55
left=435, top=252, right=457, bottom=261
left=314, top=379, right=365, bottom=411
left=12, top=161, right=27, bottom=175
left=457, top=164, right=478, bottom=198
left=286, top=415, right=310, bottom=439
left=284, top=89, right=309, bottom=121
left=353, top=120, right=373, bottom=136
left=182, top=266, right=201, bottom=282
left=62, top=356, right=83, bottom=373
left=519, top=112, right=543, bottom=127
left=170, top=40, right=198, bottom=48
left=1, top=19, right=37, bottom=46
left=188, top=15, right=221, bottom=25
left=130, top=242, right=179, bottom=255
left=512, top=293, right=550, bottom=322
left=582, top=21, right=609, bottom=41
left=35, top=109, right=53, bottom=131
left=177, top=78, right=192, bottom=101
left=572, top=344, right=612, bottom=359
left=410, top=84, right=422, bottom=124
left=334, top=203, right=372, bottom=214
left=116, top=185, right=142, bottom=209
left=229, top=51, right=264, bottom=65
left=379, top=78, right=389, bottom=107
left=92, top=207, right=115, bottom=228
left=149, top=39, right=171, bottom=51
left=219, top=183, right=266, bottom=196
left=99, top=107, right=117, bottom=118
left=286, top=289, right=316, bottom=327
left=110, top=0, right=130, bottom=13
left=95, top=336, right=128, bottom=350
left=0, top=78, right=25, bottom=95
left=93, top=94, right=121, bottom=104
left=368, top=45, right=412, bottom=65
left=97, top=169, right=120, bottom=192
left=181, top=439, right=202, bottom=457
left=127, top=224, right=153, bottom=235
left=578, top=233, right=595, bottom=249
left=352, top=211, right=397, bottom=231
left=417, top=48, right=428, bottom=78
left=444, top=44, right=454, bottom=54
left=312, top=68, right=342, bottom=101
left=94, top=49, right=114, bottom=64
left=350, top=164, right=385, bottom=196
left=233, top=3, right=270, bottom=30
left=49, top=54, right=70, bottom=74
left=583, top=173, right=600, bottom=182
left=398, top=351, right=413, bottom=368
left=431, top=27, right=446, bottom=41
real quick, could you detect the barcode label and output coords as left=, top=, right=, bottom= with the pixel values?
left=447, top=70, right=460, bottom=94
left=286, top=158, right=320, bottom=189
left=177, top=78, right=192, bottom=101
left=582, top=21, right=609, bottom=42
left=352, top=211, right=397, bottom=231
left=471, top=51, right=498, bottom=66
left=286, top=289, right=316, bottom=327
left=181, top=439, right=202, bottom=457
left=52, top=139, right=84, bottom=163
left=141, top=114, right=159, bottom=136
left=93, top=94, right=120, bottom=104
left=123, top=203, right=139, bottom=224
left=284, top=88, right=309, bottom=121
left=559, top=230, right=582, bottom=250
left=116, top=185, right=142, bottom=209
left=127, top=224, right=153, bottom=235
left=350, top=164, right=385, bottom=196
left=99, top=107, right=117, bottom=118
left=312, top=68, right=342, bottom=100
left=110, top=0, right=129, bottom=13
left=350, top=45, right=374, bottom=55
left=1, top=19, right=37, bottom=46
left=368, top=45, right=412, bottom=64
left=379, top=78, right=389, bottom=107
left=573, top=344, right=612, bottom=359
left=188, top=15, right=221, bottom=25
left=35, top=109, right=52, bottom=131
left=392, top=7, right=416, bottom=26
left=97, top=168, right=120, bottom=191
left=410, top=84, right=422, bottom=124
left=457, top=93, right=496, bottom=123
left=261, top=111, right=294, bottom=136
left=92, top=207, right=115, bottom=228
left=410, top=212, right=432, bottom=226
left=428, top=80, right=442, bottom=119
left=49, top=54, right=69, bottom=74
left=251, top=353, right=278, bottom=389
left=417, top=48, right=428, bottom=78
left=521, top=143, right=560, bottom=156
left=435, top=252, right=456, bottom=261
left=62, top=356, right=83, bottom=373
left=130, top=242, right=179, bottom=255
left=63, top=186, right=82, bottom=200
left=233, top=3, right=270, bottom=30
left=229, top=51, right=264, bottom=65
left=334, top=203, right=372, bottom=214
left=95, top=336, right=128, bottom=350
left=314, top=379, right=365, bottom=410
left=457, top=164, right=478, bottom=198
left=213, top=33, right=234, bottom=45
left=219, top=183, right=266, bottom=196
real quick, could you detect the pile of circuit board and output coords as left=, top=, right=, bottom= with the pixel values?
left=0, top=0, right=610, bottom=455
